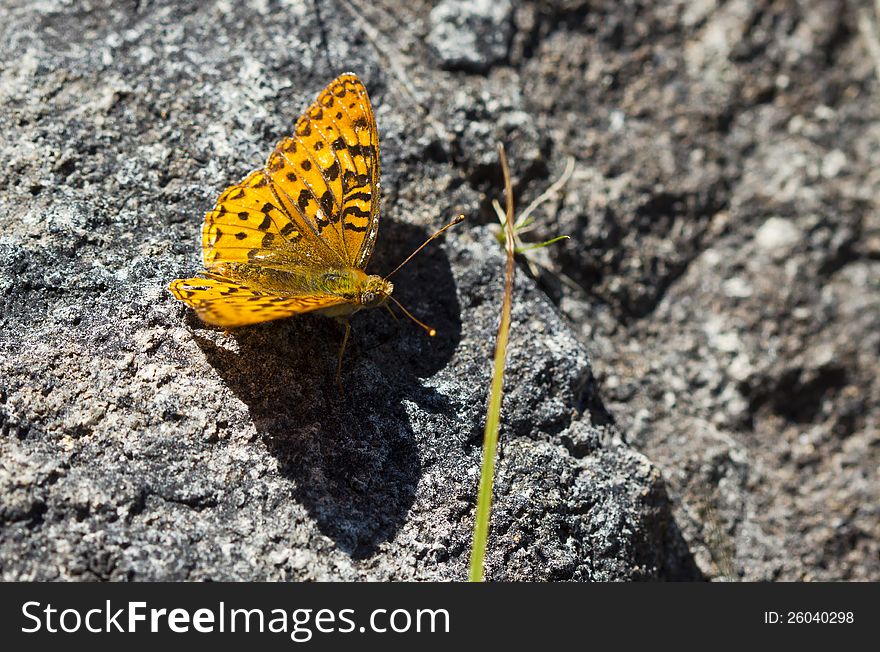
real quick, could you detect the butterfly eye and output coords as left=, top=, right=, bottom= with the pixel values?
left=363, top=291, right=375, bottom=304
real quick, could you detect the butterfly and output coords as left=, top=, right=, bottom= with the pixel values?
left=169, top=72, right=462, bottom=376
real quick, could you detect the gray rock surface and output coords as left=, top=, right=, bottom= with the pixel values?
left=0, top=0, right=695, bottom=581
left=429, top=0, right=514, bottom=73
left=1, top=0, right=876, bottom=581
left=521, top=0, right=880, bottom=579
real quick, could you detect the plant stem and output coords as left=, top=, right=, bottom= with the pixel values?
left=469, top=143, right=517, bottom=582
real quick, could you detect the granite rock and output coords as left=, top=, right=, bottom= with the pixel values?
left=0, top=0, right=697, bottom=580
left=2, top=0, right=875, bottom=582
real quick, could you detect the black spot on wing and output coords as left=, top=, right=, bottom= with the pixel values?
left=344, top=221, right=368, bottom=233
left=320, top=191, right=335, bottom=220
left=298, top=189, right=310, bottom=210
left=342, top=205, right=370, bottom=220
left=342, top=171, right=371, bottom=193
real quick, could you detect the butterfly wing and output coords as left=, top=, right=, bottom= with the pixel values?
left=200, top=73, right=380, bottom=274
left=169, top=276, right=345, bottom=328
left=264, top=72, right=381, bottom=270
left=171, top=74, right=380, bottom=329
left=201, top=168, right=344, bottom=272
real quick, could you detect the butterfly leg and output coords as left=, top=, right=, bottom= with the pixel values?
left=335, top=318, right=352, bottom=387
left=383, top=303, right=399, bottom=322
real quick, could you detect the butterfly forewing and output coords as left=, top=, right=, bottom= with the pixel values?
left=267, top=73, right=381, bottom=269
left=201, top=169, right=343, bottom=270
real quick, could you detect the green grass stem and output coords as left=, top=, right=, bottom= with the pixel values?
left=469, top=144, right=517, bottom=582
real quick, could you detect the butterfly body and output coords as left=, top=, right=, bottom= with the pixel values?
left=203, top=262, right=392, bottom=313
left=169, top=73, right=386, bottom=329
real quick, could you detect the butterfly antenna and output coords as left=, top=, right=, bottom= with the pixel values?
left=388, top=294, right=436, bottom=337
left=385, top=214, right=465, bottom=280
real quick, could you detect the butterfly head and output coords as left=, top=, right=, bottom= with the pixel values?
left=359, top=275, right=394, bottom=308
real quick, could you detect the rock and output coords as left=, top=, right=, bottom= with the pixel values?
left=2, top=0, right=876, bottom=583
left=0, top=3, right=695, bottom=580
left=429, top=0, right=513, bottom=73
left=755, top=217, right=802, bottom=257
left=527, top=0, right=879, bottom=580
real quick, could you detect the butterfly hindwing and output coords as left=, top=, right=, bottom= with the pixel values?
left=169, top=276, right=345, bottom=328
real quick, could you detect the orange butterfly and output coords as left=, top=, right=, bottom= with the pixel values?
left=169, top=73, right=461, bottom=375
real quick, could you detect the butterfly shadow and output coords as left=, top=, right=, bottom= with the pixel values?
left=191, top=219, right=462, bottom=559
